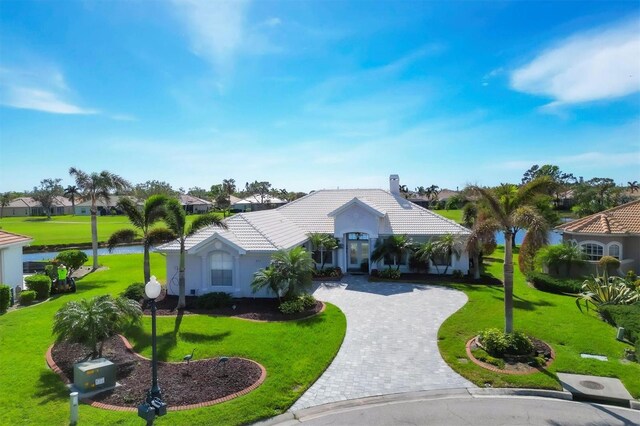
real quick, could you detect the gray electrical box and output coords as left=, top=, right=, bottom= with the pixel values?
left=73, top=358, right=116, bottom=393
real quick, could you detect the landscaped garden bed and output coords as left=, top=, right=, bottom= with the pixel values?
left=369, top=272, right=502, bottom=286
left=466, top=335, right=554, bottom=374
left=48, top=335, right=264, bottom=409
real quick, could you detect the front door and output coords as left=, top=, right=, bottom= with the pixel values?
left=347, top=233, right=369, bottom=273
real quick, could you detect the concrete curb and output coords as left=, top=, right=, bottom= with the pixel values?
left=468, top=387, right=573, bottom=400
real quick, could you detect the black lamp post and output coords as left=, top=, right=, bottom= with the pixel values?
left=138, top=276, right=167, bottom=424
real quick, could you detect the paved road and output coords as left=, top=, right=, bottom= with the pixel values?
left=291, top=276, right=474, bottom=410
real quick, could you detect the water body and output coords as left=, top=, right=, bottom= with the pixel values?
left=23, top=245, right=145, bottom=262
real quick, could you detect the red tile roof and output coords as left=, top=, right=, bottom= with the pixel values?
left=0, top=230, right=33, bottom=247
left=556, top=200, right=640, bottom=235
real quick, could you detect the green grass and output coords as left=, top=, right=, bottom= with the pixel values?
left=438, top=248, right=640, bottom=397
left=0, top=253, right=346, bottom=425
left=0, top=214, right=222, bottom=246
left=432, top=209, right=463, bottom=224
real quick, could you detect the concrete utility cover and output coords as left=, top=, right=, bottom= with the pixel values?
left=580, top=353, right=608, bottom=361
left=557, top=373, right=633, bottom=406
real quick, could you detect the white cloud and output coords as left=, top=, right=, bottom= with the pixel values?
left=0, top=66, right=97, bottom=115
left=510, top=19, right=640, bottom=107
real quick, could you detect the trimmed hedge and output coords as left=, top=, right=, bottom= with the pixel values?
left=527, top=272, right=583, bottom=295
left=19, top=290, right=36, bottom=306
left=24, top=274, right=51, bottom=300
left=599, top=304, right=640, bottom=343
left=121, top=283, right=145, bottom=301
left=196, top=292, right=232, bottom=309
left=0, top=285, right=11, bottom=313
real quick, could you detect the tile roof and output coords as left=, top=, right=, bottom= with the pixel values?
left=75, top=195, right=141, bottom=207
left=556, top=199, right=640, bottom=234
left=179, top=194, right=212, bottom=206
left=0, top=230, right=33, bottom=247
left=159, top=188, right=470, bottom=253
left=7, top=196, right=72, bottom=208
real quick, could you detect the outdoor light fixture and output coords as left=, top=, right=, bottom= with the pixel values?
left=138, top=275, right=167, bottom=424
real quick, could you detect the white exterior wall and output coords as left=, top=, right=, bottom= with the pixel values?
left=0, top=245, right=26, bottom=289
left=333, top=204, right=381, bottom=239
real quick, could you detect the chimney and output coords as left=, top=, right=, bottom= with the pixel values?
left=389, top=174, right=400, bottom=195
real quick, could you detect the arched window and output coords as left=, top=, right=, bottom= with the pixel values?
left=580, top=243, right=604, bottom=261
left=210, top=252, right=233, bottom=286
left=608, top=243, right=621, bottom=260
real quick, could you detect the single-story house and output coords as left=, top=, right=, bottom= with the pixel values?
left=0, top=231, right=32, bottom=295
left=555, top=199, right=640, bottom=275
left=179, top=194, right=213, bottom=214
left=157, top=175, right=471, bottom=298
left=74, top=195, right=141, bottom=216
left=231, top=194, right=287, bottom=212
left=408, top=189, right=460, bottom=208
left=5, top=196, right=73, bottom=217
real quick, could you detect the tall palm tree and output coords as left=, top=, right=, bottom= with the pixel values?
left=465, top=216, right=499, bottom=280
left=222, top=178, right=236, bottom=216
left=69, top=168, right=131, bottom=270
left=628, top=180, right=639, bottom=194
left=467, top=177, right=553, bottom=333
left=107, top=195, right=176, bottom=283
left=163, top=198, right=227, bottom=309
left=432, top=233, right=463, bottom=275
left=64, top=185, right=80, bottom=214
left=414, top=240, right=438, bottom=273
left=371, top=235, right=412, bottom=271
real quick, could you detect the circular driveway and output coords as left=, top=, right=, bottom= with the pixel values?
left=292, top=276, right=474, bottom=410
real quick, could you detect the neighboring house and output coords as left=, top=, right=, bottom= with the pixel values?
left=74, top=195, right=142, bottom=216
left=158, top=175, right=471, bottom=298
left=0, top=231, right=32, bottom=293
left=5, top=196, right=73, bottom=217
left=179, top=194, right=213, bottom=214
left=555, top=199, right=640, bottom=275
left=408, top=189, right=460, bottom=208
left=231, top=194, right=287, bottom=212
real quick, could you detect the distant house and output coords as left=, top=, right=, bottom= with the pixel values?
left=5, top=196, right=73, bottom=217
left=179, top=194, right=213, bottom=214
left=555, top=200, right=640, bottom=275
left=74, top=195, right=141, bottom=216
left=157, top=175, right=471, bottom=298
left=408, top=189, right=460, bottom=208
left=231, top=194, right=287, bottom=212
left=0, top=231, right=32, bottom=293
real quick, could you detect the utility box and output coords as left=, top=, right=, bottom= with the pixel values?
left=73, top=358, right=116, bottom=394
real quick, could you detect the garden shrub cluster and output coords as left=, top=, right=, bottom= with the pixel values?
left=478, top=328, right=534, bottom=357
left=311, top=266, right=342, bottom=278
left=121, top=283, right=145, bottom=301
left=0, top=285, right=11, bottom=313
left=527, top=272, right=583, bottom=294
left=452, top=269, right=464, bottom=279
left=197, top=292, right=233, bottom=309
left=471, top=348, right=505, bottom=369
left=25, top=274, right=52, bottom=300
left=55, top=250, right=89, bottom=274
left=599, top=304, right=640, bottom=343
left=19, top=290, right=36, bottom=306
left=278, top=293, right=317, bottom=314
left=379, top=268, right=401, bottom=279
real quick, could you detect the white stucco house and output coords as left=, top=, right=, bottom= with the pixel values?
left=0, top=231, right=32, bottom=293
left=157, top=175, right=471, bottom=298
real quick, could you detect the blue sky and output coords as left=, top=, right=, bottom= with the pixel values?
left=1, top=1, right=639, bottom=193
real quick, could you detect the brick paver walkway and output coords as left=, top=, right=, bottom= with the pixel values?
left=291, top=276, right=475, bottom=410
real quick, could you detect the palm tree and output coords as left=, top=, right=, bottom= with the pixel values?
left=414, top=240, right=438, bottom=273
left=467, top=177, right=553, bottom=333
left=271, top=246, right=315, bottom=299
left=69, top=168, right=131, bottom=270
left=465, top=216, right=499, bottom=280
left=371, top=235, right=412, bottom=271
left=0, top=192, right=12, bottom=219
left=628, top=181, right=639, bottom=194
left=163, top=198, right=227, bottom=309
left=64, top=185, right=80, bottom=214
left=222, top=178, right=236, bottom=216
left=107, top=195, right=176, bottom=283
left=52, top=295, right=142, bottom=359
left=432, top=233, right=463, bottom=275
left=307, top=233, right=338, bottom=270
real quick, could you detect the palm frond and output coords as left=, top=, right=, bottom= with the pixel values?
left=467, top=185, right=509, bottom=227
left=187, top=213, right=227, bottom=236
left=117, top=198, right=144, bottom=229
left=146, top=227, right=177, bottom=246
left=514, top=176, right=554, bottom=207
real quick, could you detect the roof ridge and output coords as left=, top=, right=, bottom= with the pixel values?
left=394, top=192, right=471, bottom=232
left=238, top=212, right=280, bottom=249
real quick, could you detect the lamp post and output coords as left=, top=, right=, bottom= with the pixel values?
left=138, top=275, right=167, bottom=424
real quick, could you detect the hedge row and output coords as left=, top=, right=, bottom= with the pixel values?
left=527, top=272, right=583, bottom=295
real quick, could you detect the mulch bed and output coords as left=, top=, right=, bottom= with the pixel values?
left=371, top=273, right=503, bottom=286
left=143, top=295, right=324, bottom=321
left=50, top=335, right=263, bottom=408
left=466, top=336, right=555, bottom=375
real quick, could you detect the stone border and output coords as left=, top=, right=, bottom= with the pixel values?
left=46, top=336, right=267, bottom=412
left=465, top=336, right=556, bottom=375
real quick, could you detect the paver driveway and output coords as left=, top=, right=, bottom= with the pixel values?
left=292, top=276, right=475, bottom=410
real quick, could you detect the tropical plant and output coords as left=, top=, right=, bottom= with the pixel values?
left=69, top=168, right=131, bottom=270
left=308, top=233, right=338, bottom=269
left=479, top=328, right=533, bottom=357
left=55, top=250, right=89, bottom=276
left=0, top=192, right=13, bottom=218
left=432, top=233, right=463, bottom=275
left=534, top=243, right=587, bottom=277
left=371, top=235, right=412, bottom=271
left=52, top=295, right=142, bottom=359
left=0, top=285, right=10, bottom=313
left=628, top=180, right=639, bottom=194
left=163, top=198, right=227, bottom=309
left=107, top=195, right=175, bottom=283
left=252, top=247, right=314, bottom=301
left=598, top=256, right=621, bottom=275
left=63, top=185, right=80, bottom=213
left=379, top=267, right=401, bottom=279
left=575, top=273, right=640, bottom=312
left=251, top=265, right=285, bottom=301
left=467, top=177, right=554, bottom=333
left=465, top=216, right=498, bottom=279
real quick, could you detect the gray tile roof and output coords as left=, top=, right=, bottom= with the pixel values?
left=158, top=188, right=470, bottom=253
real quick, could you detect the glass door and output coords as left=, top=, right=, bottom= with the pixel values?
left=347, top=233, right=369, bottom=273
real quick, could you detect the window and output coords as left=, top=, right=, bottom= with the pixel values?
left=383, top=252, right=407, bottom=266
left=210, top=252, right=233, bottom=286
left=312, top=250, right=333, bottom=265
left=432, top=253, right=452, bottom=266
left=581, top=243, right=604, bottom=261
left=608, top=244, right=621, bottom=260
left=347, top=233, right=369, bottom=240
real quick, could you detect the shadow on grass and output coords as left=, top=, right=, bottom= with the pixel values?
left=295, top=313, right=327, bottom=328
left=490, top=293, right=556, bottom=311
left=35, top=370, right=68, bottom=405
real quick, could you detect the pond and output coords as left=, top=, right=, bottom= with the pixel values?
left=23, top=245, right=145, bottom=262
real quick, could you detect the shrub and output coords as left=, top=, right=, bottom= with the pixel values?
left=0, top=285, right=11, bottom=313
left=19, top=290, right=36, bottom=306
left=527, top=272, right=583, bottom=294
left=312, top=267, right=342, bottom=278
left=379, top=268, right=401, bottom=279
left=279, top=298, right=305, bottom=314
left=598, top=256, right=620, bottom=273
left=44, top=264, right=58, bottom=280
left=478, top=328, right=533, bottom=357
left=471, top=348, right=505, bottom=369
left=534, top=243, right=586, bottom=276
left=197, top=292, right=232, bottom=309
left=121, top=283, right=145, bottom=301
left=576, top=274, right=639, bottom=312
left=370, top=269, right=379, bottom=277
left=626, top=270, right=638, bottom=282
left=55, top=250, right=88, bottom=275
left=452, top=269, right=464, bottom=279
left=24, top=274, right=51, bottom=300
left=300, top=293, right=317, bottom=309
left=599, top=304, right=640, bottom=343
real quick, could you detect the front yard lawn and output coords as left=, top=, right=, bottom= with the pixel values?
left=438, top=248, right=640, bottom=398
left=0, top=253, right=346, bottom=425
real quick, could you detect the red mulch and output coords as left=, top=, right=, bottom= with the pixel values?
left=144, top=295, right=323, bottom=321
left=50, top=336, right=262, bottom=408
